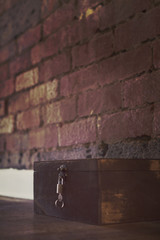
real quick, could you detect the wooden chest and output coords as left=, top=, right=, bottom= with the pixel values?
left=34, top=159, right=160, bottom=225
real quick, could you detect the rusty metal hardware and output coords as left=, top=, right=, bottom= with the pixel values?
left=55, top=165, right=67, bottom=208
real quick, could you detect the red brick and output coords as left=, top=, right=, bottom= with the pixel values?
left=58, top=117, right=96, bottom=146
left=8, top=91, right=30, bottom=114
left=17, top=25, right=41, bottom=53
left=98, top=107, right=153, bottom=143
left=0, top=115, right=14, bottom=134
left=153, top=102, right=160, bottom=136
left=115, top=7, right=160, bottom=51
left=60, top=96, right=77, bottom=122
left=17, top=108, right=40, bottom=130
left=10, top=52, right=31, bottom=76
left=60, top=64, right=99, bottom=96
left=41, top=0, right=59, bottom=19
left=0, top=78, right=14, bottom=98
left=0, top=136, right=5, bottom=152
left=0, top=100, right=5, bottom=116
left=44, top=125, right=58, bottom=149
left=31, top=43, right=43, bottom=65
left=0, top=63, right=9, bottom=81
left=16, top=67, right=39, bottom=91
left=41, top=33, right=61, bottom=59
left=67, top=21, right=81, bottom=46
left=6, top=133, right=28, bottom=152
left=99, top=0, right=152, bottom=31
left=43, top=4, right=74, bottom=36
left=99, top=44, right=152, bottom=86
left=0, top=41, right=16, bottom=64
left=153, top=39, right=160, bottom=69
left=29, top=128, right=45, bottom=149
left=123, top=71, right=160, bottom=108
left=78, top=83, right=122, bottom=117
left=40, top=51, right=71, bottom=82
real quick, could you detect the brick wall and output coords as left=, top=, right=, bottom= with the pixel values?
left=0, top=0, right=160, bottom=169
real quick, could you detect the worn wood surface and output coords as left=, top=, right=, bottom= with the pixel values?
left=34, top=159, right=160, bottom=224
left=1, top=197, right=160, bottom=240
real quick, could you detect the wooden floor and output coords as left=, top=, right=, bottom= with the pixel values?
left=0, top=196, right=160, bottom=240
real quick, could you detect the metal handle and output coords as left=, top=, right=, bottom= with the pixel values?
left=55, top=164, right=67, bottom=208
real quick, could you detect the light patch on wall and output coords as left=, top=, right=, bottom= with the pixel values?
left=85, top=8, right=94, bottom=18
left=0, top=169, right=33, bottom=199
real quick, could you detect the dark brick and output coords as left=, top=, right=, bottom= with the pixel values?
left=17, top=24, right=41, bottom=53
left=29, top=128, right=45, bottom=149
left=44, top=125, right=58, bottom=149
left=43, top=3, right=74, bottom=36
left=123, top=71, right=160, bottom=108
left=99, top=0, right=152, bottom=31
left=115, top=6, right=160, bottom=51
left=0, top=0, right=41, bottom=47
left=6, top=133, right=28, bottom=152
left=0, top=136, right=5, bottom=152
left=0, top=63, right=9, bottom=81
left=153, top=102, right=160, bottom=137
left=0, top=100, right=5, bottom=116
left=153, top=39, right=160, bottom=69
left=0, top=78, right=14, bottom=98
left=99, top=44, right=152, bottom=86
left=41, top=0, right=60, bottom=19
left=78, top=83, right=122, bottom=117
left=0, top=41, right=16, bottom=64
left=10, top=51, right=31, bottom=76
left=98, top=107, right=153, bottom=143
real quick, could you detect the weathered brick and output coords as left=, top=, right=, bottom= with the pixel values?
left=17, top=24, right=41, bottom=53
left=78, top=83, right=122, bottom=117
left=46, top=79, right=58, bottom=100
left=153, top=39, right=160, bottom=69
left=0, top=63, right=9, bottom=81
left=115, top=6, right=160, bottom=51
left=0, top=100, right=5, bottom=116
left=99, top=44, right=152, bottom=86
left=30, top=84, right=46, bottom=106
left=43, top=4, right=74, bottom=36
left=16, top=67, right=39, bottom=91
left=8, top=91, right=30, bottom=114
left=153, top=102, right=160, bottom=136
left=98, top=107, right=153, bottom=143
left=29, top=79, right=58, bottom=106
left=123, top=71, right=160, bottom=108
left=44, top=125, right=58, bottom=149
left=59, top=117, right=96, bottom=146
left=0, top=78, right=14, bottom=98
left=0, top=115, right=14, bottom=134
left=17, top=108, right=40, bottom=130
left=29, top=128, right=45, bottom=149
left=99, top=0, right=152, bottom=31
left=60, top=64, right=99, bottom=96
left=40, top=51, right=71, bottom=82
left=0, top=41, right=16, bottom=64
left=6, top=133, right=28, bottom=152
left=43, top=102, right=62, bottom=125
left=10, top=52, right=31, bottom=76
